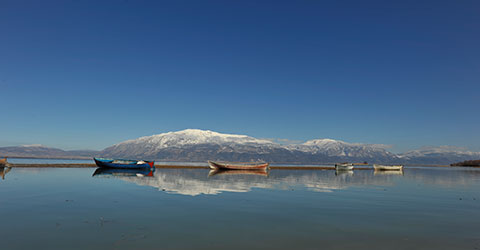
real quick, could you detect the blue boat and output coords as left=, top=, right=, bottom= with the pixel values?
left=93, top=158, right=155, bottom=169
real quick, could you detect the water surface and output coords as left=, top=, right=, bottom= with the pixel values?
left=1, top=166, right=479, bottom=249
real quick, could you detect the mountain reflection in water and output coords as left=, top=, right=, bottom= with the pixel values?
left=88, top=167, right=480, bottom=196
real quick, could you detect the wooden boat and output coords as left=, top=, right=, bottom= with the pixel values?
left=93, top=158, right=154, bottom=169
left=208, top=161, right=269, bottom=170
left=208, top=169, right=269, bottom=177
left=92, top=167, right=154, bottom=177
left=373, top=164, right=403, bottom=171
left=0, top=157, right=8, bottom=166
left=335, top=163, right=354, bottom=170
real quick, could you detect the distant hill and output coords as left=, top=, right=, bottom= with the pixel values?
left=451, top=160, right=480, bottom=167
left=0, top=145, right=98, bottom=159
left=398, top=146, right=480, bottom=165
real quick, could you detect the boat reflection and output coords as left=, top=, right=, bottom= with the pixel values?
left=335, top=169, right=354, bottom=176
left=92, top=168, right=155, bottom=177
left=0, top=166, right=11, bottom=180
left=208, top=169, right=269, bottom=177
left=374, top=169, right=404, bottom=176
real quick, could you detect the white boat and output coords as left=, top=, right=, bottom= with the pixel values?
left=208, top=161, right=269, bottom=170
left=373, top=164, right=403, bottom=171
left=335, top=163, right=354, bottom=170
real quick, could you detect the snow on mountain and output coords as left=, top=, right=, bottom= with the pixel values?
left=101, top=129, right=400, bottom=163
left=101, top=129, right=289, bottom=162
left=3, top=129, right=479, bottom=164
left=115, top=129, right=276, bottom=149
left=400, top=146, right=480, bottom=157
left=287, top=138, right=396, bottom=161
left=398, top=146, right=480, bottom=164
left=20, top=144, right=48, bottom=148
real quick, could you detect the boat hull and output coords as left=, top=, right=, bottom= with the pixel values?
left=373, top=164, right=403, bottom=171
left=335, top=163, right=354, bottom=170
left=94, top=158, right=154, bottom=169
left=0, top=157, right=8, bottom=167
left=208, top=169, right=269, bottom=177
left=208, top=161, right=269, bottom=170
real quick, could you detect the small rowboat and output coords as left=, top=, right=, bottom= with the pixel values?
left=373, top=164, right=403, bottom=171
left=0, top=157, right=8, bottom=166
left=94, top=158, right=154, bottom=169
left=335, top=163, right=354, bottom=170
left=208, top=161, right=269, bottom=170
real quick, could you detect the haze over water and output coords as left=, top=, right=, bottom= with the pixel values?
left=1, top=166, right=479, bottom=249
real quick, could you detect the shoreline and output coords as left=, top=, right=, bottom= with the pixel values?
left=1, top=157, right=462, bottom=168
left=6, top=163, right=474, bottom=169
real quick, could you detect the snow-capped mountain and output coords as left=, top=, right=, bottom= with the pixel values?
left=99, top=129, right=480, bottom=164
left=101, top=129, right=399, bottom=163
left=100, top=129, right=293, bottom=162
left=112, top=129, right=277, bottom=149
left=288, top=139, right=397, bottom=162
left=4, top=129, right=478, bottom=164
left=398, top=146, right=480, bottom=164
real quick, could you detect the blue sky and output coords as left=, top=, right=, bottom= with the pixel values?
left=1, top=0, right=479, bottom=152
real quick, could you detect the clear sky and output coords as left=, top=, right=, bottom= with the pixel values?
left=1, top=0, right=479, bottom=152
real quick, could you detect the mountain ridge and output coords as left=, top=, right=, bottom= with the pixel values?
left=0, top=144, right=98, bottom=159
left=2, top=129, right=479, bottom=164
left=100, top=129, right=480, bottom=164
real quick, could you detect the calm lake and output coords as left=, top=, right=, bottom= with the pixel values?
left=1, top=165, right=479, bottom=249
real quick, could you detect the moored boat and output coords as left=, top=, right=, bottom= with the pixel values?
left=373, top=164, right=403, bottom=171
left=335, top=163, right=354, bottom=170
left=208, top=161, right=269, bottom=170
left=0, top=157, right=8, bottom=166
left=94, top=158, right=154, bottom=169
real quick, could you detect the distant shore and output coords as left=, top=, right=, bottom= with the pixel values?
left=2, top=156, right=92, bottom=160
left=6, top=163, right=471, bottom=169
